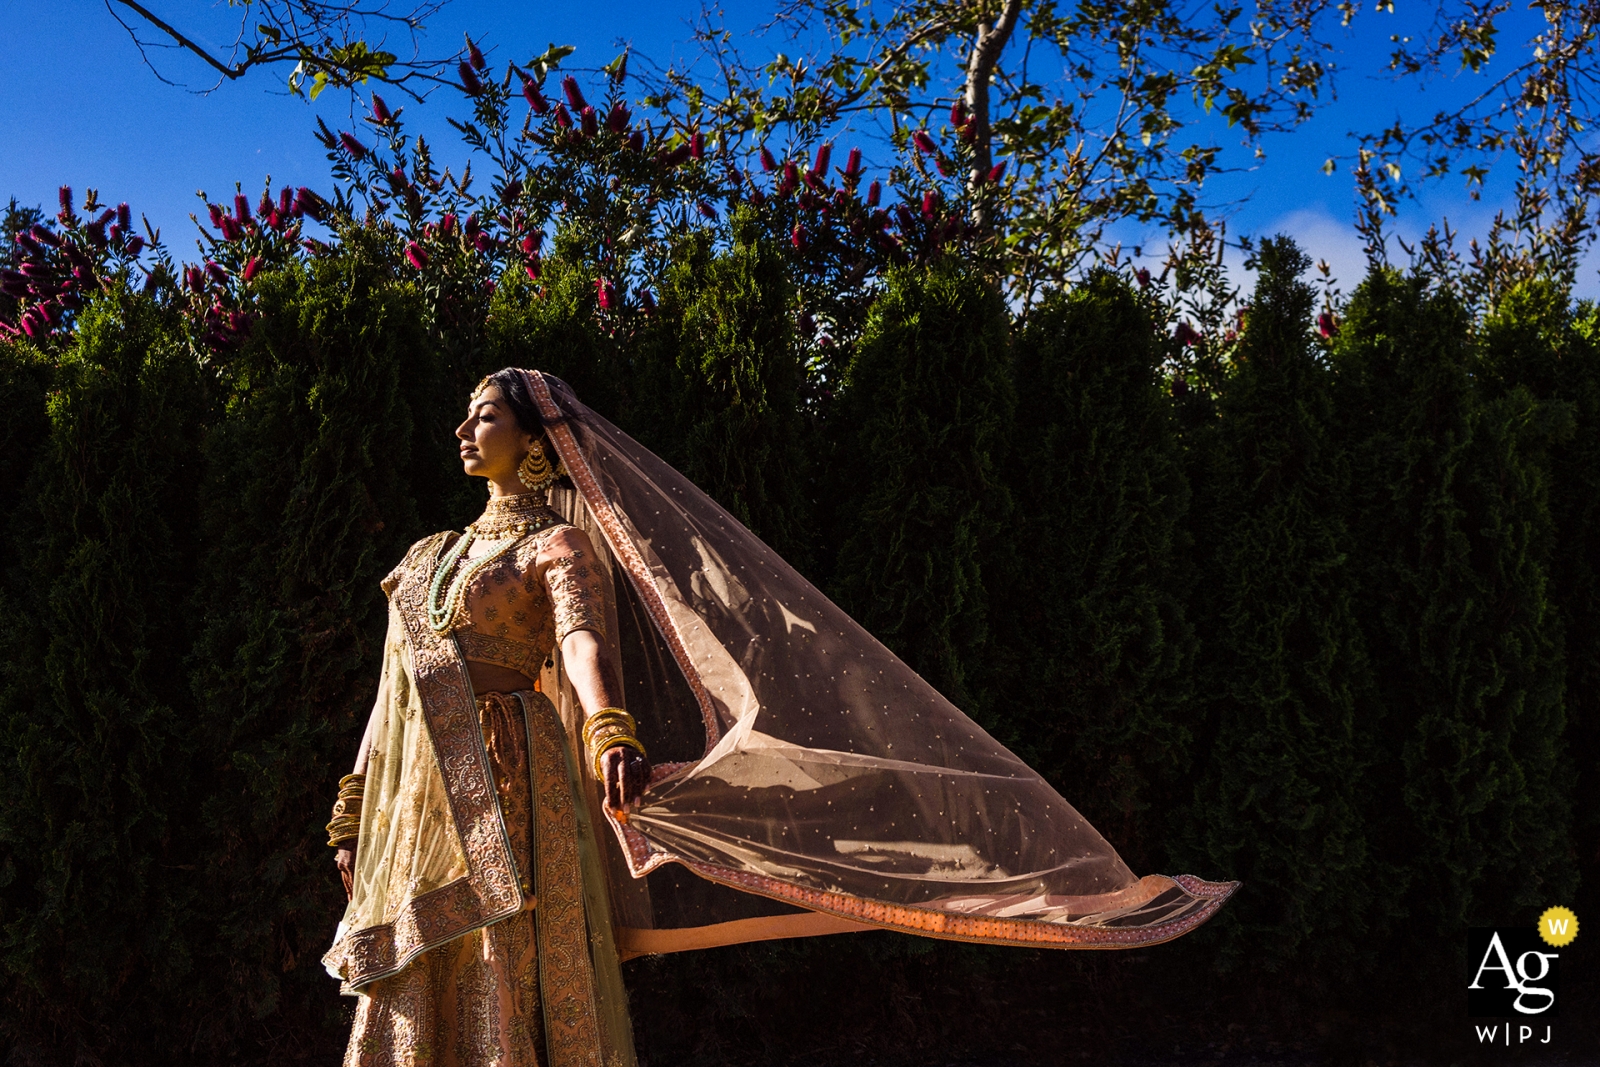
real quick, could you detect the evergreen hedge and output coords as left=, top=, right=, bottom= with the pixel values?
left=0, top=229, right=1591, bottom=1063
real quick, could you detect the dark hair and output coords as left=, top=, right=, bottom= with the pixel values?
left=481, top=368, right=544, bottom=436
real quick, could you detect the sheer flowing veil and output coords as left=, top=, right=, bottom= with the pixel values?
left=527, top=371, right=1236, bottom=958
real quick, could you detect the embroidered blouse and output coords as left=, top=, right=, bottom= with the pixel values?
left=382, top=494, right=606, bottom=679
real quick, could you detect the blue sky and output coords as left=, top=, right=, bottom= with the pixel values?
left=3, top=0, right=1584, bottom=296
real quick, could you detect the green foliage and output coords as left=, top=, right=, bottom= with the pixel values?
left=0, top=287, right=206, bottom=1060
left=1178, top=238, right=1375, bottom=970
left=1000, top=273, right=1194, bottom=869
left=1333, top=272, right=1575, bottom=943
left=832, top=260, right=1014, bottom=718
left=1477, top=280, right=1596, bottom=893
left=645, top=209, right=814, bottom=566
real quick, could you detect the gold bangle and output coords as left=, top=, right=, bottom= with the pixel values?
left=327, top=813, right=362, bottom=847
left=582, top=708, right=635, bottom=747
left=590, top=733, right=646, bottom=780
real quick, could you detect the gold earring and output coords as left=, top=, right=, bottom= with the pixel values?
left=517, top=438, right=558, bottom=492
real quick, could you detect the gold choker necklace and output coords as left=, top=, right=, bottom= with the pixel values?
left=471, top=494, right=562, bottom=539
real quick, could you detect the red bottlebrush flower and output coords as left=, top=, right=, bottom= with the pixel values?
left=218, top=216, right=240, bottom=242
left=85, top=222, right=107, bottom=249
left=986, top=161, right=1007, bottom=183
left=520, top=234, right=541, bottom=256
left=15, top=232, right=42, bottom=256
left=371, top=94, right=392, bottom=124
left=524, top=255, right=542, bottom=281
left=459, top=61, right=484, bottom=95
left=475, top=233, right=494, bottom=252
left=500, top=179, right=523, bottom=204
left=29, top=225, right=61, bottom=248
left=116, top=203, right=131, bottom=229
left=404, top=242, right=428, bottom=269
left=936, top=154, right=955, bottom=177
left=19, top=310, right=44, bottom=339
left=467, top=38, right=487, bottom=71
left=790, top=224, right=808, bottom=252
left=749, top=189, right=767, bottom=207
left=760, top=147, right=777, bottom=173
left=698, top=201, right=718, bottom=221
left=125, top=235, right=145, bottom=257
left=662, top=143, right=691, bottom=166
left=242, top=257, right=262, bottom=282
left=562, top=76, right=587, bottom=111
left=96, top=208, right=117, bottom=227
left=581, top=106, right=599, bottom=137
left=626, top=131, right=644, bottom=152
left=845, top=147, right=863, bottom=178
left=522, top=78, right=550, bottom=114
left=108, top=224, right=123, bottom=246
left=464, top=213, right=480, bottom=237
left=811, top=143, right=831, bottom=177
left=595, top=278, right=616, bottom=311
left=233, top=193, right=251, bottom=222
left=552, top=104, right=573, bottom=129
left=912, top=130, right=936, bottom=154
left=0, top=271, right=27, bottom=297
left=205, top=260, right=228, bottom=285
left=279, top=186, right=294, bottom=216
left=1174, top=321, right=1201, bottom=347
left=606, top=103, right=631, bottom=132
left=921, top=190, right=939, bottom=218
left=258, top=194, right=274, bottom=218
left=339, top=132, right=368, bottom=159
left=690, top=132, right=705, bottom=160
left=58, top=186, right=72, bottom=215
left=1136, top=267, right=1151, bottom=290
left=183, top=265, right=202, bottom=292
left=783, top=161, right=800, bottom=188
left=440, top=213, right=457, bottom=235
left=1318, top=311, right=1338, bottom=338
left=866, top=181, right=881, bottom=207
left=950, top=99, right=967, bottom=128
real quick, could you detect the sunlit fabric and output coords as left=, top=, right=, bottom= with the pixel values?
left=529, top=371, right=1236, bottom=955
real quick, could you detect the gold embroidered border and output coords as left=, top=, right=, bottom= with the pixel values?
left=524, top=371, right=722, bottom=750
left=336, top=533, right=525, bottom=990
left=521, top=691, right=606, bottom=1067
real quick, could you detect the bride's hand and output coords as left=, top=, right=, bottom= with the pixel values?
left=335, top=843, right=357, bottom=900
left=602, top=747, right=651, bottom=810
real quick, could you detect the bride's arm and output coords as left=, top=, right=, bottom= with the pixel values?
left=542, top=526, right=651, bottom=808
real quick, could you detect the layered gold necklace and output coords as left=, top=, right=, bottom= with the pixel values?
left=427, top=494, right=563, bottom=633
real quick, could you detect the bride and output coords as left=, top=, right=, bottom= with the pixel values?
left=323, top=368, right=1235, bottom=1067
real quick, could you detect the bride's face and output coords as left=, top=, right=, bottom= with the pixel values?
left=455, top=385, right=535, bottom=485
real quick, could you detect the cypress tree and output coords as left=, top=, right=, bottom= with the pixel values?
left=1000, top=273, right=1193, bottom=868
left=831, top=260, right=1014, bottom=718
left=1474, top=280, right=1588, bottom=909
left=648, top=208, right=813, bottom=567
left=485, top=234, right=625, bottom=427
left=1332, top=271, right=1574, bottom=942
left=1179, top=238, right=1373, bottom=969
left=181, top=246, right=444, bottom=1058
left=0, top=287, right=207, bottom=1061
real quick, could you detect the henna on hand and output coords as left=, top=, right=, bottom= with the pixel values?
left=602, top=746, right=651, bottom=810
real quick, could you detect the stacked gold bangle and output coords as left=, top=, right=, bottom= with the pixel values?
left=583, top=708, right=647, bottom=779
left=326, top=773, right=366, bottom=847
